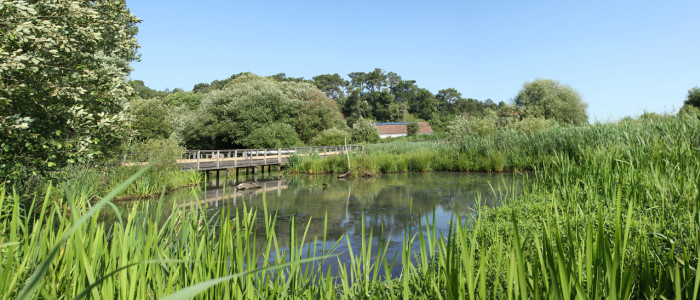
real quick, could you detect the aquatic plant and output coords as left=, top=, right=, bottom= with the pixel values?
left=1, top=113, right=697, bottom=298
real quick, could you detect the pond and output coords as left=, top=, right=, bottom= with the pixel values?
left=117, top=171, right=528, bottom=277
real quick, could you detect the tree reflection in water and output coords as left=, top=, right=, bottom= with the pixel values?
left=117, top=172, right=527, bottom=277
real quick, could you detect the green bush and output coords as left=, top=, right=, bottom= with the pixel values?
left=128, top=138, right=184, bottom=170
left=129, top=98, right=175, bottom=141
left=678, top=104, right=700, bottom=118
left=351, top=118, right=380, bottom=144
left=447, top=115, right=497, bottom=139
left=310, top=128, right=351, bottom=146
left=507, top=116, right=558, bottom=134
left=406, top=122, right=419, bottom=136
left=244, top=123, right=301, bottom=148
left=179, top=75, right=344, bottom=149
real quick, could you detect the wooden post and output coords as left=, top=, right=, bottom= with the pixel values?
left=264, top=148, right=267, bottom=164
left=324, top=146, right=327, bottom=157
left=216, top=150, right=220, bottom=168
left=216, top=170, right=220, bottom=186
left=235, top=168, right=239, bottom=180
left=249, top=150, right=252, bottom=166
left=196, top=151, right=200, bottom=171
left=234, top=150, right=238, bottom=167
left=278, top=148, right=281, bottom=163
left=345, top=137, right=350, bottom=171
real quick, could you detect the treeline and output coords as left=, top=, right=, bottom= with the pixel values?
left=129, top=69, right=592, bottom=153
left=130, top=68, right=506, bottom=137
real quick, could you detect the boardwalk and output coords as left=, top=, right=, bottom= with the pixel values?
left=176, top=145, right=363, bottom=172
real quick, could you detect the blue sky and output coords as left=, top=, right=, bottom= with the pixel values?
left=127, top=0, right=700, bottom=122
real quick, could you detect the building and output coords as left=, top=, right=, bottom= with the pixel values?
left=374, top=122, right=434, bottom=139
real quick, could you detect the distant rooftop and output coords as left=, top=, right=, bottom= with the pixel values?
left=373, top=122, right=414, bottom=125
left=374, top=122, right=434, bottom=135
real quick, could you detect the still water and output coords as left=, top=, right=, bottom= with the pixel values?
left=120, top=172, right=527, bottom=276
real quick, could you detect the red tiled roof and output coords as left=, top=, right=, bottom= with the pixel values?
left=376, top=122, right=434, bottom=134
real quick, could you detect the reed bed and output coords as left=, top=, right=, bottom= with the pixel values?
left=57, top=165, right=201, bottom=201
left=1, top=114, right=698, bottom=298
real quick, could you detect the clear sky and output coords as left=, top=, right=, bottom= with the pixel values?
left=126, top=0, right=700, bottom=122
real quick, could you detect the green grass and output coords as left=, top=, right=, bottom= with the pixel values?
left=55, top=165, right=201, bottom=201
left=1, top=113, right=698, bottom=298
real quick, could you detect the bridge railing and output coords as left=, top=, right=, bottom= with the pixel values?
left=177, top=145, right=364, bottom=170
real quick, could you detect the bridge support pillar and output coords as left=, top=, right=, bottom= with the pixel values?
left=235, top=168, right=239, bottom=181
left=216, top=170, right=220, bottom=186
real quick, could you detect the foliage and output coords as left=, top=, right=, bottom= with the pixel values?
left=310, top=128, right=351, bottom=146
left=447, top=115, right=497, bottom=138
left=684, top=86, right=700, bottom=108
left=179, top=75, right=343, bottom=149
left=0, top=0, right=140, bottom=183
left=406, top=122, right=419, bottom=136
left=280, top=81, right=347, bottom=142
left=506, top=116, right=558, bottom=134
left=351, top=118, right=380, bottom=143
left=678, top=104, right=700, bottom=118
left=126, top=138, right=184, bottom=170
left=244, top=123, right=301, bottom=148
left=162, top=90, right=203, bottom=110
left=129, top=80, right=169, bottom=99
left=2, top=114, right=699, bottom=298
left=311, top=73, right=349, bottom=99
left=128, top=98, right=174, bottom=141
left=514, top=79, right=588, bottom=125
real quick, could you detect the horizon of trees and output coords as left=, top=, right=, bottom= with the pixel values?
left=125, top=70, right=595, bottom=153
left=131, top=68, right=509, bottom=130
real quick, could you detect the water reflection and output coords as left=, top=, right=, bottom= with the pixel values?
left=118, top=172, right=527, bottom=277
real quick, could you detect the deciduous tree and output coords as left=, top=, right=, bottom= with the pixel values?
left=514, top=79, right=588, bottom=125
left=684, top=86, right=700, bottom=108
left=0, top=0, right=140, bottom=181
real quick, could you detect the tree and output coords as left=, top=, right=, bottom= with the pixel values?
left=406, top=122, right=419, bottom=136
left=348, top=72, right=368, bottom=95
left=367, top=91, right=396, bottom=121
left=128, top=98, right=174, bottom=141
left=351, top=118, right=380, bottom=143
left=514, top=79, right=588, bottom=125
left=312, top=73, right=349, bottom=99
left=1, top=0, right=140, bottom=182
left=129, top=80, right=169, bottom=99
left=684, top=86, right=700, bottom=108
left=410, top=88, right=438, bottom=120
left=310, top=128, right=351, bottom=146
left=178, top=75, right=344, bottom=149
left=163, top=91, right=204, bottom=110
left=280, top=81, right=347, bottom=142
left=267, top=73, right=306, bottom=83
left=436, top=88, right=462, bottom=116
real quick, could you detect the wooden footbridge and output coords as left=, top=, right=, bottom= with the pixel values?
left=174, top=145, right=363, bottom=178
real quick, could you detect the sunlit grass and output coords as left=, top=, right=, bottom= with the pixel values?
left=1, top=114, right=698, bottom=298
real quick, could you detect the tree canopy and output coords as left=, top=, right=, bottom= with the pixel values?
left=178, top=75, right=345, bottom=149
left=514, top=79, right=588, bottom=125
left=1, top=0, right=140, bottom=181
left=684, top=86, right=700, bottom=108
